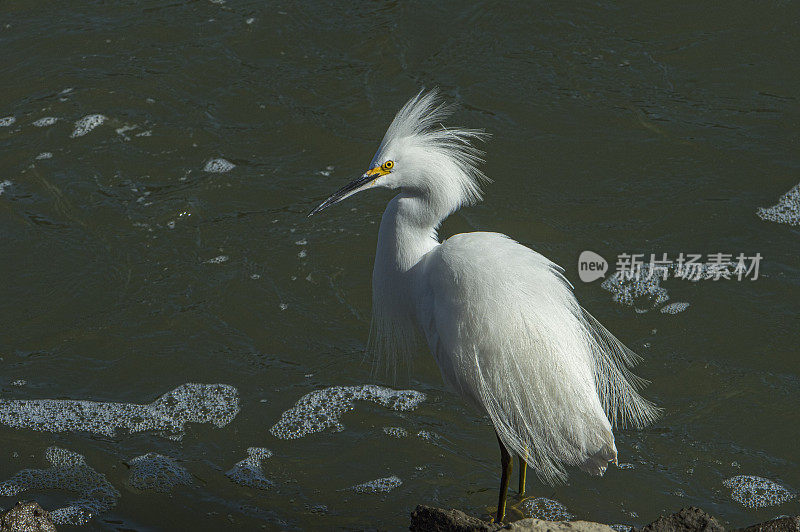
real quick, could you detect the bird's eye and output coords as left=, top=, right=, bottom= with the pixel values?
left=383, top=160, right=394, bottom=170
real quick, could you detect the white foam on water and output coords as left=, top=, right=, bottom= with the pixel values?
left=660, top=302, right=690, bottom=314
left=723, top=475, right=795, bottom=509
left=204, top=158, right=235, bottom=173
left=383, top=426, right=408, bottom=438
left=758, top=183, right=800, bottom=226
left=270, top=385, right=426, bottom=439
left=32, top=117, right=57, bottom=127
left=0, top=447, right=120, bottom=526
left=205, top=255, right=229, bottom=264
left=601, top=264, right=671, bottom=312
left=350, top=475, right=402, bottom=493
left=127, top=453, right=192, bottom=492
left=0, top=181, right=11, bottom=195
left=0, top=383, right=240, bottom=440
left=70, top=114, right=106, bottom=138
left=416, top=430, right=440, bottom=442
left=610, top=525, right=633, bottom=532
left=225, top=447, right=273, bottom=490
left=10, top=380, right=26, bottom=387
left=603, top=259, right=731, bottom=314
left=116, top=124, right=137, bottom=140
left=0, top=116, right=15, bottom=127
left=35, top=152, right=53, bottom=160
left=521, top=497, right=575, bottom=521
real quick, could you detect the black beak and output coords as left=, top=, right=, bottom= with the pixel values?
left=308, top=172, right=375, bottom=217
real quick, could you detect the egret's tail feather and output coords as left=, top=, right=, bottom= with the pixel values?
left=472, top=343, right=613, bottom=484
left=466, top=297, right=658, bottom=485
left=581, top=310, right=662, bottom=429
left=579, top=441, right=618, bottom=476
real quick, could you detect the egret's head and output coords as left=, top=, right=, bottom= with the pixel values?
left=308, top=89, right=489, bottom=217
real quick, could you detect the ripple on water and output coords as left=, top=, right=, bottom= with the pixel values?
left=204, top=158, right=236, bottom=173
left=0, top=181, right=11, bottom=195
left=70, top=114, right=107, bottom=138
left=0, top=383, right=240, bottom=440
left=270, top=385, right=426, bottom=439
left=127, top=453, right=192, bottom=492
left=521, top=497, right=575, bottom=521
left=723, top=475, right=795, bottom=509
left=226, top=447, right=274, bottom=490
left=350, top=475, right=402, bottom=493
left=0, top=447, right=120, bottom=526
left=757, top=183, right=800, bottom=227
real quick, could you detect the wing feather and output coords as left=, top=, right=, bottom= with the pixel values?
left=417, top=232, right=658, bottom=483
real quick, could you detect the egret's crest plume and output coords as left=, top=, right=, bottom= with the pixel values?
left=373, top=89, right=491, bottom=210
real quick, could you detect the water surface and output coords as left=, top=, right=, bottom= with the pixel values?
left=0, top=1, right=798, bottom=530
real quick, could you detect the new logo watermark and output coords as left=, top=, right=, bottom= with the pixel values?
left=578, top=250, right=608, bottom=283
left=578, top=251, right=762, bottom=282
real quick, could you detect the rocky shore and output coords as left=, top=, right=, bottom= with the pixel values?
left=409, top=505, right=800, bottom=532
left=2, top=501, right=798, bottom=531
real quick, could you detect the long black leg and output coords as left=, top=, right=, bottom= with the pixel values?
left=495, top=432, right=513, bottom=523
left=518, top=455, right=527, bottom=495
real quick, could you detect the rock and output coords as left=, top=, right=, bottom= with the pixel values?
left=409, top=505, right=617, bottom=532
left=410, top=505, right=499, bottom=531
left=502, top=518, right=617, bottom=532
left=409, top=505, right=799, bottom=532
left=736, top=516, right=800, bottom=532
left=0, top=501, right=57, bottom=532
left=638, top=507, right=724, bottom=532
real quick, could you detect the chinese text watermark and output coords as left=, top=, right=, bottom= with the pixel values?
left=578, top=251, right=762, bottom=283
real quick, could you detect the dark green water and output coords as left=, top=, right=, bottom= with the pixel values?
left=1, top=1, right=798, bottom=530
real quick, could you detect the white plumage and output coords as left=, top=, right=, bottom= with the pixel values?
left=310, top=90, right=659, bottom=517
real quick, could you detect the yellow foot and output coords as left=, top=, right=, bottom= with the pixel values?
left=505, top=495, right=538, bottom=520
left=487, top=496, right=535, bottom=523
left=486, top=507, right=505, bottom=524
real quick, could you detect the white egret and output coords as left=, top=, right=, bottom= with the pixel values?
left=309, top=90, right=659, bottom=522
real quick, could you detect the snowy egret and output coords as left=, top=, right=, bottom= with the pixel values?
left=309, top=90, right=659, bottom=522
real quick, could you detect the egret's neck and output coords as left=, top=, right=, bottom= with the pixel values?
left=375, top=192, right=442, bottom=274
left=368, top=192, right=442, bottom=378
